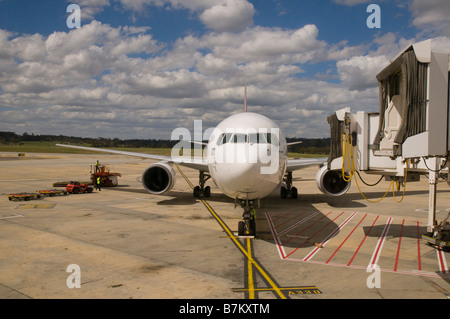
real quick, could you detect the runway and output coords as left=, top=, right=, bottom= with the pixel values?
left=0, top=152, right=449, bottom=299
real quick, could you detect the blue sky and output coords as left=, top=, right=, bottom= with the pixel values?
left=0, top=1, right=414, bottom=49
left=0, top=0, right=449, bottom=139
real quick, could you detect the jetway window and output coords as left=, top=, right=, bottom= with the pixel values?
left=389, top=72, right=401, bottom=99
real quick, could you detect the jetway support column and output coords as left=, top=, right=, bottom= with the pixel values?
left=427, top=158, right=440, bottom=233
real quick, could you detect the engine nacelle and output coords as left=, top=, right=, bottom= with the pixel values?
left=142, top=162, right=176, bottom=195
left=316, top=165, right=351, bottom=197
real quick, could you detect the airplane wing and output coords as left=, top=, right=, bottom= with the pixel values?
left=286, top=157, right=328, bottom=172
left=56, top=144, right=209, bottom=172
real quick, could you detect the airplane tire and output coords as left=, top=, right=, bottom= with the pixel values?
left=280, top=187, right=287, bottom=199
left=238, top=221, right=245, bottom=237
left=249, top=220, right=256, bottom=236
left=291, top=187, right=298, bottom=199
left=204, top=186, right=211, bottom=198
left=193, top=186, right=201, bottom=198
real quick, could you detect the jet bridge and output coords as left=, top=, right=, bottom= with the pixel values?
left=326, top=39, right=450, bottom=245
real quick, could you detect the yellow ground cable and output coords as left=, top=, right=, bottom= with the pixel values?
left=341, top=131, right=353, bottom=182
left=352, top=134, right=395, bottom=202
left=340, top=131, right=409, bottom=203
left=347, top=132, right=393, bottom=203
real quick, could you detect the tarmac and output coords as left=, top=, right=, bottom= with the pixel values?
left=1, top=151, right=450, bottom=299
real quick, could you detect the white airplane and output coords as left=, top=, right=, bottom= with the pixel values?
left=57, top=112, right=350, bottom=236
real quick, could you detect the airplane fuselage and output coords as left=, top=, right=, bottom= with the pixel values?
left=205, top=112, right=288, bottom=200
left=56, top=111, right=340, bottom=237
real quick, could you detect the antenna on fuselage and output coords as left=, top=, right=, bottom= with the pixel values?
left=244, top=86, right=247, bottom=112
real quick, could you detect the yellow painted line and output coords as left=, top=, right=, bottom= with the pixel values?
left=16, top=203, right=56, bottom=209
left=176, top=165, right=286, bottom=299
left=233, top=286, right=320, bottom=292
left=200, top=196, right=286, bottom=299
left=247, top=238, right=255, bottom=299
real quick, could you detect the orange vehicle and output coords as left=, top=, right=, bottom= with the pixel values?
left=65, top=182, right=93, bottom=194
left=90, top=164, right=121, bottom=187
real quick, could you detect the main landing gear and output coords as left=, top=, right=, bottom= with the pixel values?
left=280, top=171, right=298, bottom=199
left=237, top=199, right=257, bottom=237
left=193, top=171, right=211, bottom=198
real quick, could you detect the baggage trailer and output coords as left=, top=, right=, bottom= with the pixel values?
left=36, top=189, right=69, bottom=197
left=7, top=193, right=42, bottom=201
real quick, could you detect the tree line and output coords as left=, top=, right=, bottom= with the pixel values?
left=0, top=131, right=330, bottom=154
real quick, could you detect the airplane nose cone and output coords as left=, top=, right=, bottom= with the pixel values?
left=212, top=161, right=280, bottom=200
left=228, top=162, right=260, bottom=184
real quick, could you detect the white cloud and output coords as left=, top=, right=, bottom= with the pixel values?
left=200, top=25, right=328, bottom=65
left=0, top=13, right=420, bottom=139
left=200, top=0, right=255, bottom=32
left=73, top=0, right=111, bottom=20
left=80, top=0, right=255, bottom=33
left=337, top=55, right=389, bottom=91
left=410, top=0, right=450, bottom=36
left=335, top=33, right=416, bottom=92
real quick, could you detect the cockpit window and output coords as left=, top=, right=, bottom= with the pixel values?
left=268, top=133, right=278, bottom=145
left=217, top=132, right=279, bottom=145
left=217, top=133, right=233, bottom=146
left=249, top=133, right=278, bottom=145
left=249, top=133, right=266, bottom=144
left=233, top=133, right=247, bottom=143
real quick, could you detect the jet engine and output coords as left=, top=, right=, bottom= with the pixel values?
left=316, top=165, right=351, bottom=197
left=142, top=162, right=176, bottom=195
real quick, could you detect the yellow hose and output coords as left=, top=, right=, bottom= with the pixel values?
left=341, top=131, right=408, bottom=203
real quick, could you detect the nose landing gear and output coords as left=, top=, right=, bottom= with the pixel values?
left=237, top=199, right=257, bottom=237
left=280, top=171, right=298, bottom=199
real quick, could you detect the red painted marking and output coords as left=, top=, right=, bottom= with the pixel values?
left=347, top=215, right=379, bottom=266
left=281, top=212, right=331, bottom=246
left=286, top=212, right=344, bottom=258
left=368, top=217, right=392, bottom=268
left=394, top=219, right=405, bottom=271
left=266, top=212, right=286, bottom=260
left=326, top=213, right=367, bottom=264
left=417, top=221, right=422, bottom=271
left=303, top=212, right=357, bottom=262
